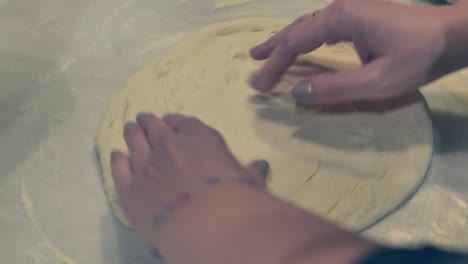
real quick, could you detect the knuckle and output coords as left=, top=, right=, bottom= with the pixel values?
left=127, top=181, right=142, bottom=195
left=139, top=117, right=154, bottom=129
left=177, top=116, right=196, bottom=127
left=124, top=127, right=139, bottom=139
left=293, top=15, right=308, bottom=25
left=185, top=117, right=202, bottom=126
left=145, top=113, right=158, bottom=123
left=206, top=126, right=222, bottom=138
left=198, top=124, right=224, bottom=143
left=140, top=163, right=158, bottom=177
left=329, top=0, right=354, bottom=17
left=177, top=116, right=209, bottom=132
left=164, top=113, right=182, bottom=124
left=368, top=69, right=389, bottom=96
left=330, top=0, right=347, bottom=10
left=279, top=39, right=297, bottom=55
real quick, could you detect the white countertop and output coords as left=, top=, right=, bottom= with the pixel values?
left=1, top=0, right=467, bottom=263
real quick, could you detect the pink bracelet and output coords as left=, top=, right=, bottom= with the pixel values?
left=149, top=177, right=259, bottom=262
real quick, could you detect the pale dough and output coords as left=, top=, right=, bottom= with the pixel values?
left=212, top=0, right=255, bottom=9
left=96, top=18, right=433, bottom=230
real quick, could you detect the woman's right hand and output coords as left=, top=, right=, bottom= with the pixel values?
left=250, top=0, right=468, bottom=106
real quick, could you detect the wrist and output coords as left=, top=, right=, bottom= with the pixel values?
left=150, top=181, right=378, bottom=264
left=152, top=182, right=296, bottom=263
left=150, top=182, right=266, bottom=258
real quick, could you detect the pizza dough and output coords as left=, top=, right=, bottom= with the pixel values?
left=96, top=18, right=433, bottom=230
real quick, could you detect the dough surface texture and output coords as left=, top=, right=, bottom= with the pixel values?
left=96, top=18, right=433, bottom=229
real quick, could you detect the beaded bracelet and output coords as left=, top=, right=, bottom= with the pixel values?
left=152, top=176, right=259, bottom=229
left=149, top=176, right=259, bottom=263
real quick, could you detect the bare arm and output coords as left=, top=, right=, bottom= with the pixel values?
left=111, top=113, right=379, bottom=264
left=154, top=183, right=378, bottom=264
left=250, top=0, right=468, bottom=105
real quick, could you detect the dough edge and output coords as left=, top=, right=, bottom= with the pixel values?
left=95, top=17, right=434, bottom=229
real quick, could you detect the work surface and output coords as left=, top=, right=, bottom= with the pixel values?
left=1, top=0, right=468, bottom=263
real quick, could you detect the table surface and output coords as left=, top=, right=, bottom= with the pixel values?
left=1, top=0, right=468, bottom=263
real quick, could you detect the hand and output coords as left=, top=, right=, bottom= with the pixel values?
left=110, top=113, right=377, bottom=263
left=250, top=0, right=455, bottom=105
left=110, top=113, right=269, bottom=246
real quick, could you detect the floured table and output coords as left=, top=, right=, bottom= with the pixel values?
left=1, top=0, right=468, bottom=263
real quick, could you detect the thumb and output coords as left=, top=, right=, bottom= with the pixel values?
left=245, top=160, right=270, bottom=188
left=291, top=59, right=389, bottom=105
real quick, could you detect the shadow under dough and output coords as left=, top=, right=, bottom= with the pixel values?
left=250, top=60, right=428, bottom=152
left=433, top=111, right=468, bottom=154
left=431, top=111, right=468, bottom=193
left=247, top=58, right=433, bottom=184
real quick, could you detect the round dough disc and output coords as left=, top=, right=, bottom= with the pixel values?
left=96, top=18, right=433, bottom=230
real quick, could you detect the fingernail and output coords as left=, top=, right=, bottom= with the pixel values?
left=110, top=151, right=121, bottom=162
left=136, top=113, right=147, bottom=124
left=162, top=114, right=170, bottom=121
left=250, top=45, right=260, bottom=54
left=258, top=160, right=270, bottom=177
left=124, top=122, right=137, bottom=135
left=291, top=82, right=313, bottom=102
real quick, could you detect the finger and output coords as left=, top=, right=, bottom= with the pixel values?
left=173, top=116, right=206, bottom=133
left=124, top=122, right=151, bottom=162
left=355, top=43, right=371, bottom=64
left=111, top=151, right=133, bottom=193
left=311, top=10, right=321, bottom=17
left=252, top=43, right=299, bottom=92
left=136, top=113, right=173, bottom=149
left=162, top=113, right=186, bottom=131
left=245, top=160, right=270, bottom=188
left=290, top=59, right=390, bottom=105
left=165, top=114, right=222, bottom=142
left=251, top=2, right=365, bottom=92
left=251, top=18, right=327, bottom=92
left=249, top=16, right=305, bottom=60
left=250, top=14, right=317, bottom=61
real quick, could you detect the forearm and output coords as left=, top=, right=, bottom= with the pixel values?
left=153, top=183, right=378, bottom=264
left=436, top=0, right=468, bottom=77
